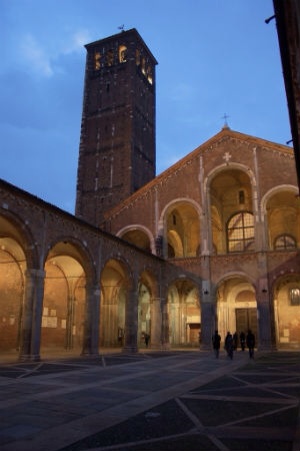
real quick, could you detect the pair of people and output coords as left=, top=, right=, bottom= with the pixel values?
left=213, top=331, right=234, bottom=359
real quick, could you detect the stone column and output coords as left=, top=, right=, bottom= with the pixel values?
left=81, top=283, right=100, bottom=356
left=161, top=298, right=170, bottom=350
left=256, top=253, right=275, bottom=350
left=19, top=269, right=45, bottom=361
left=256, top=278, right=275, bottom=350
left=150, top=297, right=162, bottom=349
left=123, top=288, right=138, bottom=353
left=200, top=295, right=214, bottom=350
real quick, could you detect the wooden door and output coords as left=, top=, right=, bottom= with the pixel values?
left=236, top=308, right=258, bottom=341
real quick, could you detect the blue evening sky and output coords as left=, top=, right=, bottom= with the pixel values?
left=0, top=0, right=291, bottom=213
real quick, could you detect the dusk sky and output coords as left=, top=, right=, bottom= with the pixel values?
left=1, top=0, right=291, bottom=213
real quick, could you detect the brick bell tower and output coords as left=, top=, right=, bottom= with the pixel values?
left=75, top=28, right=157, bottom=225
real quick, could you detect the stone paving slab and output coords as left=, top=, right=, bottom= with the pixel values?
left=0, top=350, right=299, bottom=451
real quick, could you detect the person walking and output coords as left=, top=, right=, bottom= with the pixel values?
left=212, top=330, right=221, bottom=358
left=240, top=331, right=246, bottom=351
left=233, top=331, right=238, bottom=350
left=144, top=333, right=150, bottom=348
left=246, top=329, right=255, bottom=358
left=225, top=331, right=234, bottom=360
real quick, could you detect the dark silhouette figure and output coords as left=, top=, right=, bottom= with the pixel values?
left=240, top=331, right=246, bottom=351
left=144, top=333, right=150, bottom=348
left=225, top=332, right=234, bottom=360
left=246, top=329, right=255, bottom=358
left=233, top=331, right=238, bottom=350
left=212, top=330, right=221, bottom=358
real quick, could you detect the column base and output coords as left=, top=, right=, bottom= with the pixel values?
left=122, top=345, right=138, bottom=354
left=19, top=354, right=41, bottom=362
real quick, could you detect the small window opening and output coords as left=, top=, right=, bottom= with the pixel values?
left=94, top=52, right=101, bottom=70
left=172, top=214, right=176, bottom=225
left=239, top=190, right=245, bottom=204
left=119, top=45, right=127, bottom=63
left=290, top=288, right=300, bottom=306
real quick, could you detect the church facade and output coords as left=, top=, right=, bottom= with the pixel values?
left=0, top=29, right=299, bottom=361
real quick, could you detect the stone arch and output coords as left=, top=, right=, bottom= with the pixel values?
left=205, top=164, right=256, bottom=254
left=215, top=274, right=258, bottom=346
left=117, top=225, right=155, bottom=253
left=159, top=199, right=202, bottom=258
left=42, top=239, right=94, bottom=354
left=137, top=269, right=158, bottom=348
left=100, top=257, right=132, bottom=347
left=272, top=273, right=300, bottom=349
left=261, top=185, right=300, bottom=249
left=166, top=277, right=201, bottom=347
left=0, top=212, right=39, bottom=353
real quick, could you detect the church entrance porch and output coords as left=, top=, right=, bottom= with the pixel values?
left=216, top=276, right=258, bottom=347
left=235, top=308, right=258, bottom=346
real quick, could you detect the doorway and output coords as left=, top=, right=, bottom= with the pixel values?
left=236, top=308, right=258, bottom=340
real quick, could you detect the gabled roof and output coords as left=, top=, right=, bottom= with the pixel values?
left=103, top=127, right=294, bottom=220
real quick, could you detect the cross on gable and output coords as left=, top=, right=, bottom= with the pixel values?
left=223, top=152, right=232, bottom=163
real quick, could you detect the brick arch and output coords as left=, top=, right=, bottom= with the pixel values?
left=205, top=162, right=256, bottom=189
left=45, top=237, right=96, bottom=283
left=138, top=269, right=159, bottom=298
left=215, top=274, right=258, bottom=344
left=41, top=239, right=95, bottom=354
left=159, top=198, right=202, bottom=258
left=100, top=257, right=133, bottom=347
left=272, top=273, right=300, bottom=348
left=0, top=210, right=39, bottom=268
left=117, top=224, right=155, bottom=253
left=261, top=184, right=299, bottom=250
left=261, top=184, right=298, bottom=214
left=166, top=277, right=201, bottom=347
left=205, top=165, right=256, bottom=255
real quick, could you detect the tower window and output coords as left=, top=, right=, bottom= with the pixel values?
left=94, top=52, right=101, bottom=70
left=119, top=45, right=127, bottom=63
left=227, top=212, right=254, bottom=253
left=147, top=67, right=153, bottom=84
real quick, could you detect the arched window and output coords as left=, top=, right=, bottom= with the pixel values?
left=94, top=52, right=101, bottom=70
left=119, top=45, right=127, bottom=63
left=227, top=212, right=254, bottom=253
left=274, top=234, right=297, bottom=250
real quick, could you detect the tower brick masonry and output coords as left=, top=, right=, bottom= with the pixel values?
left=75, top=28, right=157, bottom=226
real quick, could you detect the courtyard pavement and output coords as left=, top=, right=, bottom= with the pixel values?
left=0, top=348, right=299, bottom=451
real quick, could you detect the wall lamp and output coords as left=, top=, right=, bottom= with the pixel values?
left=262, top=288, right=268, bottom=293
left=203, top=289, right=209, bottom=295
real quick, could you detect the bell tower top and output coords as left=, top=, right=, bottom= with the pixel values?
left=75, top=28, right=157, bottom=226
left=85, top=28, right=157, bottom=73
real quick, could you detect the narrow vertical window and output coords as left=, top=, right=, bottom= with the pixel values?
left=239, top=190, right=245, bottom=204
left=290, top=288, right=300, bottom=306
left=119, top=45, right=127, bottom=63
left=94, top=52, right=101, bottom=70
